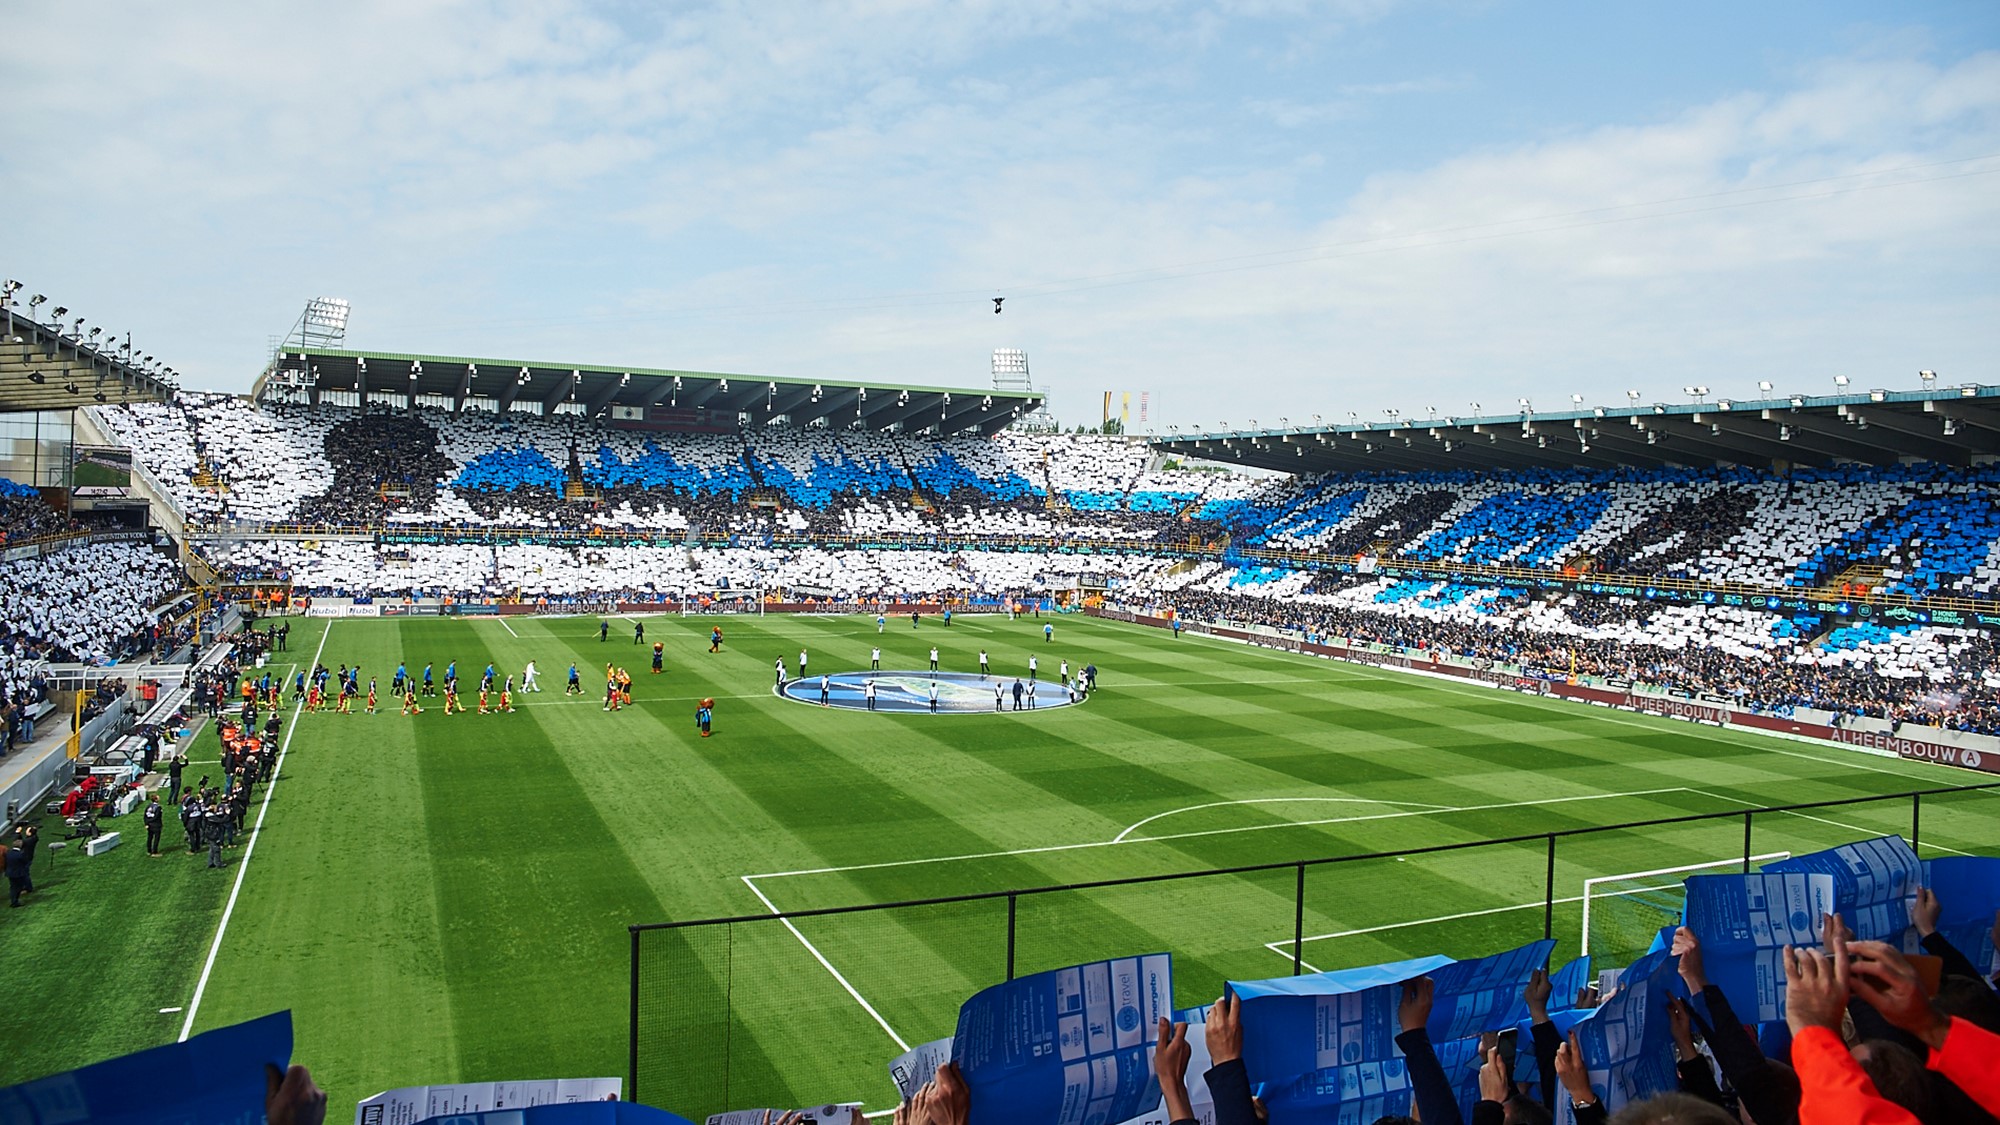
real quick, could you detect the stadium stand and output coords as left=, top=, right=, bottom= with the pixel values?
left=84, top=393, right=2000, bottom=738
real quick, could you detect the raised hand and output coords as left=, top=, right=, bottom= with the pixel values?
left=1398, top=976, right=1435, bottom=1034
left=1846, top=939, right=1952, bottom=1050
left=1783, top=918, right=1851, bottom=1035
left=1555, top=1029, right=1597, bottom=1107
left=1671, top=926, right=1707, bottom=990
left=1478, top=1044, right=1510, bottom=1104
left=1154, top=1017, right=1194, bottom=1121
left=1665, top=997, right=1697, bottom=1060
left=1523, top=966, right=1553, bottom=1021
left=265, top=1064, right=327, bottom=1125
left=909, top=1062, right=970, bottom=1125
left=1205, top=990, right=1243, bottom=1064
left=1911, top=887, right=1941, bottom=937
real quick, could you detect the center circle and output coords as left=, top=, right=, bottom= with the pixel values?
left=777, top=670, right=1088, bottom=714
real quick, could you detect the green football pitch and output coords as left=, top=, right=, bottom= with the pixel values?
left=4, top=611, right=1995, bottom=1117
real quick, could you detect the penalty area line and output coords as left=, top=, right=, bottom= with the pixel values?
left=740, top=875, right=910, bottom=1053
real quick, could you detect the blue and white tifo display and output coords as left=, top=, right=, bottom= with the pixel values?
left=778, top=671, right=1088, bottom=714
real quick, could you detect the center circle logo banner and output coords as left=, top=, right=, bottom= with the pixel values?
left=778, top=670, right=1086, bottom=714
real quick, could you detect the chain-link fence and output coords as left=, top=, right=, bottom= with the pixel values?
left=630, top=781, right=2000, bottom=1117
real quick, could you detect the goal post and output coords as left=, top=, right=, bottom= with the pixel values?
left=1580, top=851, right=1792, bottom=959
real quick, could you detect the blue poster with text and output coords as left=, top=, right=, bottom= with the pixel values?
left=1561, top=948, right=1681, bottom=1124
left=1230, top=941, right=1550, bottom=1083
left=1683, top=871, right=1835, bottom=1022
left=1763, top=836, right=1922, bottom=942
left=953, top=953, right=1172, bottom=1125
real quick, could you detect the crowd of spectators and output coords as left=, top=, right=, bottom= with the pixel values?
left=1152, top=581, right=2000, bottom=736
left=0, top=488, right=78, bottom=544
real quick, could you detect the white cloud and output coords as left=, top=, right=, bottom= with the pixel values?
left=1, top=6, right=1994, bottom=433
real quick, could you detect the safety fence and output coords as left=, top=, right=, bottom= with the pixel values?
left=627, top=782, right=2000, bottom=1117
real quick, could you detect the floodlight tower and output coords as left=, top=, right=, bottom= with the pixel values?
left=991, top=347, right=1031, bottom=392
left=992, top=347, right=1052, bottom=431
left=282, top=297, right=351, bottom=354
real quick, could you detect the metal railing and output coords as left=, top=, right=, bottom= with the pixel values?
left=626, top=782, right=2000, bottom=1113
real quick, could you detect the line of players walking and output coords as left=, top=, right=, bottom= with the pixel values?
left=777, top=639, right=1096, bottom=712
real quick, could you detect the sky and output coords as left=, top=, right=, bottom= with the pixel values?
left=3, top=0, right=1998, bottom=432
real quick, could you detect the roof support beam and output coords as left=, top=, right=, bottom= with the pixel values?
left=767, top=383, right=816, bottom=421
left=541, top=369, right=582, bottom=413
left=681, top=378, right=726, bottom=409
left=1837, top=406, right=1971, bottom=464
left=586, top=375, right=627, bottom=419
left=495, top=367, right=528, bottom=414
left=873, top=395, right=939, bottom=432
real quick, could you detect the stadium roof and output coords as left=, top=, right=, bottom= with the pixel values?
left=256, top=347, right=1045, bottom=436
left=0, top=309, right=181, bottom=413
left=1154, top=384, right=2000, bottom=473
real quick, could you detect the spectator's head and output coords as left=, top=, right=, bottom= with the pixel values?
left=1849, top=1040, right=1933, bottom=1123
left=1605, top=1091, right=1735, bottom=1124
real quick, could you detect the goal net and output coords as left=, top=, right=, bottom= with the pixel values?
left=1580, top=852, right=1790, bottom=961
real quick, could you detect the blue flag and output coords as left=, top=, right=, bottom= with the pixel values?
left=953, top=953, right=1172, bottom=1125
left=0, top=1011, right=290, bottom=1125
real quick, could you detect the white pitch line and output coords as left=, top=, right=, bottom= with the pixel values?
left=1684, top=788, right=1977, bottom=857
left=747, top=787, right=1704, bottom=881
left=1111, top=797, right=1453, bottom=843
left=179, top=620, right=332, bottom=1042
left=740, top=875, right=910, bottom=1052
left=495, top=616, right=520, bottom=638
left=1260, top=850, right=1791, bottom=956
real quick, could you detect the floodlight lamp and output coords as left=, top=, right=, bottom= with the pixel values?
left=1570, top=394, right=1583, bottom=404
left=1593, top=407, right=1606, bottom=417
left=1869, top=389, right=1887, bottom=402
left=1962, top=384, right=1979, bottom=397
left=1653, top=404, right=1666, bottom=414
left=1311, top=413, right=1322, bottom=423
left=1469, top=402, right=1481, bottom=412
left=1833, top=375, right=1850, bottom=387
left=1790, top=395, right=1805, bottom=408
left=1758, top=381, right=1774, bottom=392
left=64, top=382, right=79, bottom=394
left=51, top=306, right=66, bottom=318
left=26, top=371, right=44, bottom=384
left=93, top=391, right=106, bottom=402
left=1625, top=390, right=1641, bottom=402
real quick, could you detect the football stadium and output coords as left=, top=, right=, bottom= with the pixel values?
left=5, top=8, right=2000, bottom=1125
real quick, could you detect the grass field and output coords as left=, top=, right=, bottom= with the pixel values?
left=3, top=610, right=1995, bottom=1117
